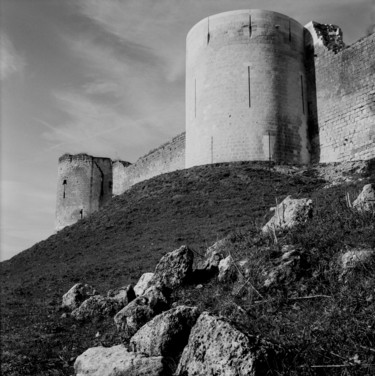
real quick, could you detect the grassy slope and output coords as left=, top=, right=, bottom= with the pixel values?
left=1, top=161, right=374, bottom=375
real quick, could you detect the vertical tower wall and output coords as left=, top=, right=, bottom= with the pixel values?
left=307, top=23, right=375, bottom=162
left=55, top=154, right=112, bottom=231
left=185, top=9, right=313, bottom=168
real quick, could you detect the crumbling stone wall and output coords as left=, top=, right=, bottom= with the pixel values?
left=308, top=23, right=375, bottom=162
left=55, top=154, right=113, bottom=230
left=113, top=133, right=185, bottom=195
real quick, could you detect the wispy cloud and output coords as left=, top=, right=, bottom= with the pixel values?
left=0, top=33, right=25, bottom=80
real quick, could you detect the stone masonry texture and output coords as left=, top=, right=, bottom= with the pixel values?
left=55, top=154, right=112, bottom=231
left=113, top=133, right=185, bottom=195
left=312, top=31, right=375, bottom=162
left=185, top=10, right=312, bottom=168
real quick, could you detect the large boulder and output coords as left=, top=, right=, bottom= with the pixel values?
left=71, top=296, right=122, bottom=321
left=176, top=312, right=277, bottom=376
left=130, top=306, right=200, bottom=358
left=134, top=273, right=154, bottom=296
left=262, top=196, right=313, bottom=233
left=353, top=184, right=375, bottom=212
left=150, top=246, right=194, bottom=290
left=114, top=286, right=169, bottom=340
left=107, top=285, right=136, bottom=306
left=62, top=283, right=97, bottom=310
left=74, top=345, right=172, bottom=376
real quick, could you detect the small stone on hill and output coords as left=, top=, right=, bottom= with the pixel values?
left=340, top=248, right=375, bottom=280
left=62, top=283, right=97, bottom=310
left=262, top=196, right=313, bottom=233
left=107, top=284, right=136, bottom=306
left=198, top=239, right=226, bottom=269
left=130, top=305, right=200, bottom=358
left=353, top=184, right=375, bottom=212
left=114, top=286, right=169, bottom=341
left=218, top=256, right=237, bottom=283
left=176, top=312, right=277, bottom=376
left=134, top=273, right=154, bottom=296
left=150, top=245, right=194, bottom=290
left=71, top=296, right=122, bottom=321
left=74, top=344, right=172, bottom=376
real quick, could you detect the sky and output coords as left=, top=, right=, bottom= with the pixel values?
left=1, top=0, right=374, bottom=261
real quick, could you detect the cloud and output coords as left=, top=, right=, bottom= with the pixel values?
left=0, top=33, right=25, bottom=80
left=55, top=24, right=185, bottom=160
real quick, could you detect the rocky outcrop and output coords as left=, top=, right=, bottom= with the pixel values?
left=262, top=196, right=313, bottom=233
left=71, top=296, right=121, bottom=321
left=150, top=245, right=194, bottom=290
left=107, top=284, right=136, bottom=306
left=134, top=273, right=154, bottom=296
left=62, top=283, right=97, bottom=310
left=353, top=184, right=375, bottom=212
left=176, top=312, right=277, bottom=376
left=114, top=286, right=169, bottom=340
left=130, top=305, right=200, bottom=358
left=74, top=345, right=172, bottom=376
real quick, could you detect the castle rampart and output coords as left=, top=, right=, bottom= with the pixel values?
left=185, top=10, right=312, bottom=167
left=113, top=132, right=185, bottom=195
left=308, top=25, right=375, bottom=162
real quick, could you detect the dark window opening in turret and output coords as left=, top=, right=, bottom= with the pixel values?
left=80, top=209, right=83, bottom=219
left=109, top=181, right=113, bottom=189
left=63, top=179, right=67, bottom=199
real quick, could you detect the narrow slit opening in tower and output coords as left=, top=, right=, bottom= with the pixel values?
left=63, top=179, right=67, bottom=199
left=248, top=66, right=251, bottom=107
left=194, top=79, right=197, bottom=118
left=80, top=209, right=83, bottom=219
left=300, top=75, right=305, bottom=114
left=207, top=17, right=210, bottom=44
left=249, top=15, right=252, bottom=37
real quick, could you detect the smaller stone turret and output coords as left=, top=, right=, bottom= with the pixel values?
left=55, top=153, right=113, bottom=231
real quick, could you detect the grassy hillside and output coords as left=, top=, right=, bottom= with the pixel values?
left=1, top=161, right=374, bottom=375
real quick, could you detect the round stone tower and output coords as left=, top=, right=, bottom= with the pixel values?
left=185, top=9, right=313, bottom=167
left=55, top=154, right=113, bottom=231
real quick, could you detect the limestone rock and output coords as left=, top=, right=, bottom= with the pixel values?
left=107, top=285, right=136, bottom=306
left=134, top=273, right=154, bottom=296
left=74, top=345, right=172, bottom=376
left=130, top=305, right=200, bottom=358
left=114, top=286, right=169, bottom=340
left=218, top=255, right=237, bottom=283
left=62, top=283, right=97, bottom=310
left=262, top=196, right=313, bottom=233
left=198, top=239, right=226, bottom=269
left=151, top=245, right=194, bottom=290
left=71, top=296, right=121, bottom=321
left=263, top=245, right=302, bottom=288
left=340, top=248, right=375, bottom=279
left=353, top=184, right=375, bottom=212
left=176, top=312, right=277, bottom=376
